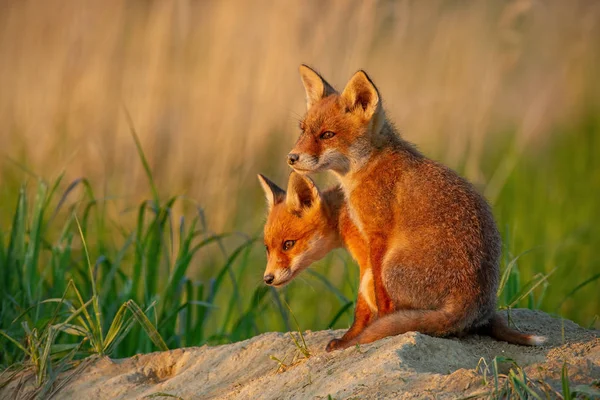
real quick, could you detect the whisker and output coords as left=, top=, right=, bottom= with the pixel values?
left=289, top=109, right=303, bottom=121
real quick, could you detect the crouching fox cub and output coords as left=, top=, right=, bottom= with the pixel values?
left=258, top=172, right=374, bottom=350
left=258, top=172, right=544, bottom=351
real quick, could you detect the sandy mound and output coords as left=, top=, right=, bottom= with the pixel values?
left=2, top=309, right=599, bottom=399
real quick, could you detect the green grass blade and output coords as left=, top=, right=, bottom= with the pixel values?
left=203, top=239, right=257, bottom=320
left=144, top=207, right=169, bottom=304
left=229, top=285, right=269, bottom=340
left=125, top=300, right=168, bottom=351
left=99, top=232, right=134, bottom=301
left=268, top=287, right=291, bottom=332
left=43, top=173, right=65, bottom=212
left=6, top=185, right=27, bottom=301
left=492, top=357, right=500, bottom=397
left=60, top=297, right=95, bottom=326
left=48, top=176, right=79, bottom=221
left=556, top=272, right=600, bottom=311
left=192, top=283, right=205, bottom=344
left=184, top=279, right=193, bottom=346
left=131, top=200, right=149, bottom=302
left=282, top=298, right=310, bottom=357
left=103, top=302, right=129, bottom=350
left=123, top=106, right=159, bottom=205
left=38, top=327, right=57, bottom=386
left=327, top=302, right=353, bottom=329
left=306, top=270, right=350, bottom=304
left=161, top=224, right=223, bottom=314
left=511, top=374, right=542, bottom=400
left=562, top=363, right=572, bottom=400
left=0, top=329, right=31, bottom=356
left=53, top=323, right=89, bottom=337
left=0, top=229, right=5, bottom=290
left=218, top=243, right=253, bottom=335
left=23, top=181, right=47, bottom=305
left=74, top=215, right=96, bottom=296
left=509, top=374, right=527, bottom=400
left=68, top=281, right=97, bottom=350
left=74, top=215, right=104, bottom=352
left=507, top=269, right=555, bottom=308
left=497, top=249, right=535, bottom=299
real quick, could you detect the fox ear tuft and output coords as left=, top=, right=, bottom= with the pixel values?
left=286, top=171, right=321, bottom=212
left=299, top=65, right=337, bottom=110
left=257, top=174, right=285, bottom=211
left=341, top=70, right=381, bottom=119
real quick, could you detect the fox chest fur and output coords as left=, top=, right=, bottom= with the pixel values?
left=340, top=146, right=497, bottom=312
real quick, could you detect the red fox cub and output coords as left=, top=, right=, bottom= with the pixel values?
left=258, top=172, right=543, bottom=351
left=283, top=65, right=544, bottom=350
left=258, top=172, right=375, bottom=350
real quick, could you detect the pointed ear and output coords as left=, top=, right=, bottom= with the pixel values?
left=341, top=70, right=381, bottom=119
left=299, top=65, right=337, bottom=110
left=286, top=171, right=321, bottom=212
left=257, top=174, right=285, bottom=210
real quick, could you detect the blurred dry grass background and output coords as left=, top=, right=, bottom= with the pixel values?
left=1, top=0, right=598, bottom=230
left=0, top=1, right=599, bottom=328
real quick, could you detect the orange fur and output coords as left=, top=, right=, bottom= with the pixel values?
left=287, top=65, right=544, bottom=349
left=258, top=172, right=375, bottom=347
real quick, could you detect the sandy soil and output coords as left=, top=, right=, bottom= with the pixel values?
left=2, top=309, right=599, bottom=399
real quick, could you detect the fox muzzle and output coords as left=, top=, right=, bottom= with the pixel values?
left=287, top=153, right=300, bottom=165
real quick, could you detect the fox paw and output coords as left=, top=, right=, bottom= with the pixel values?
left=325, top=338, right=346, bottom=352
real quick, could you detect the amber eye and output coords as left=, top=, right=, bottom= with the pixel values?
left=282, top=240, right=296, bottom=251
left=320, top=131, right=335, bottom=140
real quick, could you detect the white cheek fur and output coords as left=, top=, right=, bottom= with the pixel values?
left=289, top=234, right=325, bottom=273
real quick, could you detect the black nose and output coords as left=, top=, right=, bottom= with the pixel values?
left=264, top=274, right=275, bottom=285
left=287, top=153, right=299, bottom=165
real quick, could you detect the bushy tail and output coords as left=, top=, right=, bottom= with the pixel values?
left=344, top=307, right=464, bottom=348
left=485, top=313, right=546, bottom=346
left=343, top=309, right=545, bottom=349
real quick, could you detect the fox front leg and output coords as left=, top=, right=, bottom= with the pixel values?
left=368, top=239, right=395, bottom=315
left=326, top=292, right=375, bottom=352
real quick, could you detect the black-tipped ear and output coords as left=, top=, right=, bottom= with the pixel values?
left=341, top=70, right=381, bottom=119
left=299, top=65, right=337, bottom=110
left=286, top=171, right=321, bottom=212
left=257, top=174, right=285, bottom=210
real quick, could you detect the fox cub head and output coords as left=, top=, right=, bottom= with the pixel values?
left=258, top=172, right=339, bottom=287
left=288, top=65, right=386, bottom=175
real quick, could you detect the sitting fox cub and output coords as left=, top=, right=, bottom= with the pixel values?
left=259, top=172, right=543, bottom=351
left=259, top=64, right=544, bottom=351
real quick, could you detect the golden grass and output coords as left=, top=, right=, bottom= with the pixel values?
left=0, top=0, right=599, bottom=230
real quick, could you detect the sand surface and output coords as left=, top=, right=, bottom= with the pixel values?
left=2, top=309, right=599, bottom=399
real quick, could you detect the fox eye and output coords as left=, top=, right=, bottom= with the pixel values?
left=320, top=131, right=335, bottom=140
left=264, top=244, right=269, bottom=255
left=282, top=240, right=296, bottom=251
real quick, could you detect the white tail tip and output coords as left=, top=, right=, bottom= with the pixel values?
left=530, top=335, right=546, bottom=345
